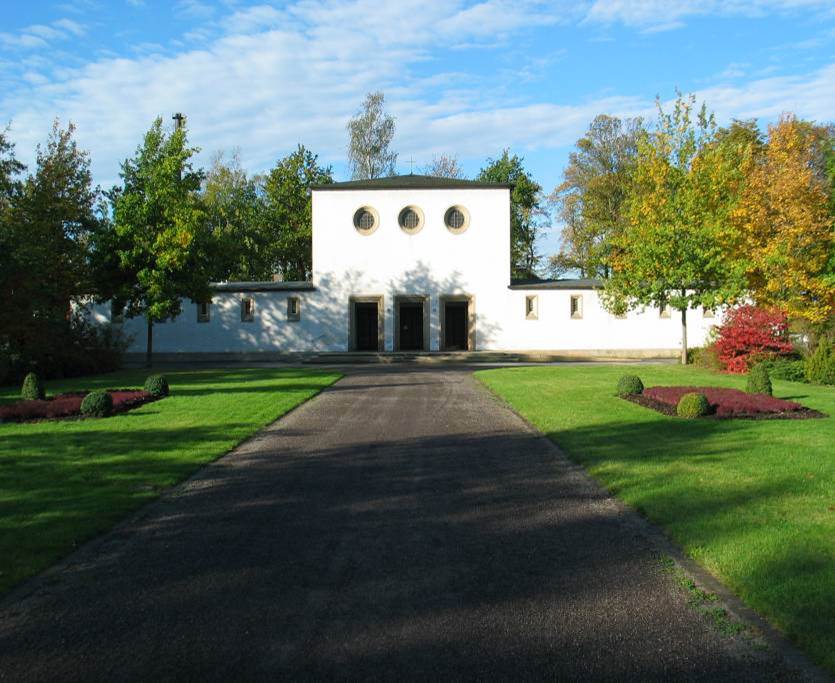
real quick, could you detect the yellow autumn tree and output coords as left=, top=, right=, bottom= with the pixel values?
left=732, top=115, right=834, bottom=324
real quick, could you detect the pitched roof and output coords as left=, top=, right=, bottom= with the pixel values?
left=509, top=278, right=603, bottom=290
left=311, top=174, right=510, bottom=191
left=210, top=281, right=315, bottom=292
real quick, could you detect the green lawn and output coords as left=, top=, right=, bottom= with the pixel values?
left=0, top=367, right=340, bottom=594
left=476, top=364, right=834, bottom=674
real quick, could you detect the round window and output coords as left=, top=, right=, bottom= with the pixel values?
left=398, top=206, right=424, bottom=234
left=353, top=206, right=378, bottom=235
left=444, top=205, right=469, bottom=233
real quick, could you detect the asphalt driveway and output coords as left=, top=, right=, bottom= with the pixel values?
left=0, top=368, right=810, bottom=680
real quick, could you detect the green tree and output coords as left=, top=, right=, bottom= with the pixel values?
left=551, top=115, right=643, bottom=278
left=477, top=150, right=547, bottom=279
left=602, top=93, right=749, bottom=364
left=107, top=117, right=211, bottom=366
left=0, top=128, right=26, bottom=372
left=202, top=150, right=266, bottom=281
left=2, top=121, right=104, bottom=369
left=347, top=91, right=397, bottom=180
left=262, top=145, right=333, bottom=281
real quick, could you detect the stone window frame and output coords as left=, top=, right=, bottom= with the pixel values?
left=444, top=205, right=470, bottom=234
left=439, top=294, right=476, bottom=351
left=570, top=295, right=583, bottom=320
left=348, top=295, right=385, bottom=352
left=197, top=300, right=211, bottom=323
left=287, top=296, right=301, bottom=322
left=393, top=294, right=431, bottom=352
left=353, top=206, right=379, bottom=236
left=703, top=306, right=715, bottom=319
left=398, top=205, right=425, bottom=235
left=525, top=295, right=538, bottom=320
left=659, top=303, right=672, bottom=319
left=241, top=296, right=255, bottom=323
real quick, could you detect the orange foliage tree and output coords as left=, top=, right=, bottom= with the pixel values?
left=732, top=115, right=834, bottom=325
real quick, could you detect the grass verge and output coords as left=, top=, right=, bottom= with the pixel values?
left=476, top=364, right=834, bottom=674
left=0, top=367, right=340, bottom=594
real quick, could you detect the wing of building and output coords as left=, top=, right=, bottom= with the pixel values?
left=89, top=174, right=720, bottom=361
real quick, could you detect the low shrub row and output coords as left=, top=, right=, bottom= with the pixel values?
left=1, top=372, right=170, bottom=422
left=615, top=369, right=818, bottom=419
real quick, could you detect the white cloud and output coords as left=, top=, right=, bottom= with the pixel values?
left=582, top=0, right=835, bottom=32
left=1, top=0, right=834, bottom=189
left=0, top=17, right=86, bottom=51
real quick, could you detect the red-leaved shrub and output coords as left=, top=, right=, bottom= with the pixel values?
left=645, top=386, right=801, bottom=417
left=714, top=305, right=793, bottom=373
left=0, top=390, right=153, bottom=422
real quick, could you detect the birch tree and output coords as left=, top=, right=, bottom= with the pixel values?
left=347, top=91, right=397, bottom=180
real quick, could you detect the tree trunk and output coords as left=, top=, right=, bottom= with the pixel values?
left=680, top=307, right=688, bottom=365
left=146, top=319, right=153, bottom=369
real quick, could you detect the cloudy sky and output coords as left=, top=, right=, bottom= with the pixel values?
left=2, top=0, right=835, bottom=253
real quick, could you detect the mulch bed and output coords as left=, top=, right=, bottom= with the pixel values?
left=624, top=386, right=824, bottom=420
left=0, top=390, right=159, bottom=423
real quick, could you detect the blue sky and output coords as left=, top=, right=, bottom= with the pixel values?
left=2, top=0, right=835, bottom=254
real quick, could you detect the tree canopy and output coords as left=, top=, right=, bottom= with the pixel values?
left=551, top=114, right=643, bottom=278
left=106, top=116, right=212, bottom=364
left=601, top=93, right=750, bottom=363
left=478, top=150, right=547, bottom=279
left=261, top=145, right=333, bottom=281
left=347, top=91, right=397, bottom=180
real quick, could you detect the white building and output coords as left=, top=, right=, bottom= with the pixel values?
left=91, top=175, right=719, bottom=360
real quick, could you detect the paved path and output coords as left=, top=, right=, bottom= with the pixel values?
left=0, top=369, right=806, bottom=681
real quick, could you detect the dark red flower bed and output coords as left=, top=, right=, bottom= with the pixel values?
left=626, top=386, right=824, bottom=420
left=0, top=390, right=156, bottom=423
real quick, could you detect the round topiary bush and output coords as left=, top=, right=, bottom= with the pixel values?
left=616, top=374, right=644, bottom=396
left=80, top=390, right=113, bottom=417
left=143, top=374, right=169, bottom=397
left=676, top=392, right=710, bottom=419
left=21, top=372, right=45, bottom=401
left=746, top=364, right=773, bottom=396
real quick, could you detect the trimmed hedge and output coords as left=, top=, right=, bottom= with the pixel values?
left=676, top=392, right=710, bottom=419
left=80, top=390, right=113, bottom=418
left=616, top=374, right=644, bottom=396
left=21, top=373, right=45, bottom=401
left=143, top=374, right=169, bottom=397
left=757, top=358, right=806, bottom=382
left=746, top=364, right=772, bottom=396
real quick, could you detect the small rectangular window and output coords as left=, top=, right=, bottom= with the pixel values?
left=197, top=300, right=211, bottom=323
left=525, top=295, right=538, bottom=320
left=241, top=297, right=255, bottom=322
left=659, top=303, right=672, bottom=319
left=570, top=295, right=583, bottom=319
left=287, top=296, right=300, bottom=322
left=110, top=301, right=124, bottom=324
left=703, top=307, right=715, bottom=319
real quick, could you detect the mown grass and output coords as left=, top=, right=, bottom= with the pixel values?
left=0, top=367, right=340, bottom=594
left=476, top=364, right=834, bottom=674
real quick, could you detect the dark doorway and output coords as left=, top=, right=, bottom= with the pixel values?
left=355, top=302, right=379, bottom=351
left=444, top=301, right=468, bottom=351
left=398, top=303, right=424, bottom=351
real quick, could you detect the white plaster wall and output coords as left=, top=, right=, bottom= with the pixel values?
left=312, top=187, right=512, bottom=351
left=499, top=289, right=720, bottom=351
left=88, top=292, right=331, bottom=353
left=88, top=185, right=721, bottom=354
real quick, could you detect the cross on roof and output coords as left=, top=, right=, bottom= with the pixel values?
left=172, top=112, right=185, bottom=130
